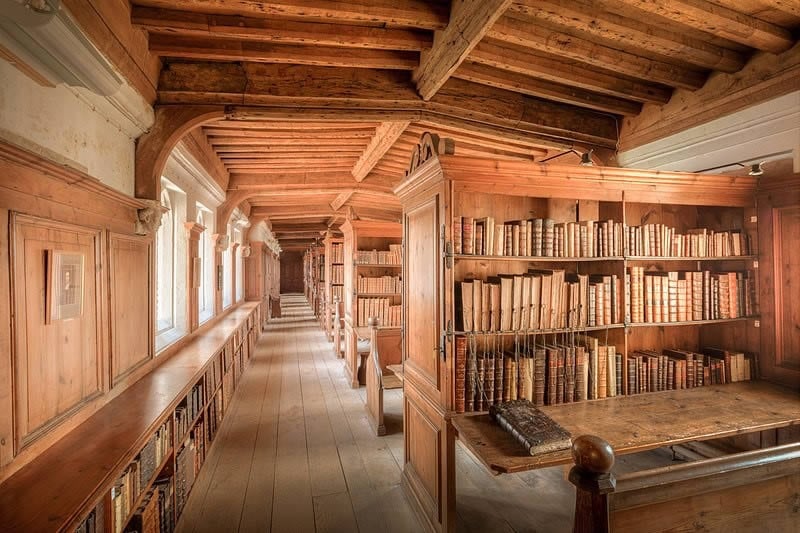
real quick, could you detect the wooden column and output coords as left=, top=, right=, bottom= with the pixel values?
left=245, top=241, right=265, bottom=302
left=184, top=222, right=205, bottom=332
left=569, top=435, right=616, bottom=533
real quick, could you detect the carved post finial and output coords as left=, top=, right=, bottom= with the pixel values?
left=569, top=435, right=616, bottom=533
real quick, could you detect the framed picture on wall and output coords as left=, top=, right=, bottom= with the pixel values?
left=47, top=250, right=85, bottom=322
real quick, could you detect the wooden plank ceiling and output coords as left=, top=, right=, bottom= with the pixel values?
left=130, top=0, right=800, bottom=246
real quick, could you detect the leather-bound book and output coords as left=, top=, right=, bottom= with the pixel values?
left=489, top=399, right=572, bottom=456
left=454, top=337, right=466, bottom=413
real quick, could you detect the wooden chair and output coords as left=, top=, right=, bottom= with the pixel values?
left=569, top=434, right=800, bottom=533
left=365, top=317, right=404, bottom=436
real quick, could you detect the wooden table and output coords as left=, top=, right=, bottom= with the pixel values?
left=451, top=381, right=800, bottom=474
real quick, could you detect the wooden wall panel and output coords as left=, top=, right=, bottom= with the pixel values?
left=109, top=234, right=152, bottom=384
left=11, top=214, right=103, bottom=450
left=0, top=209, right=12, bottom=467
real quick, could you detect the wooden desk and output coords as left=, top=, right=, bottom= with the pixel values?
left=451, top=381, right=800, bottom=474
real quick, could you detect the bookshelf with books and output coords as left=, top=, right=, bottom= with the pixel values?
left=3, top=303, right=266, bottom=533
left=341, top=218, right=404, bottom=388
left=323, top=232, right=345, bottom=342
left=393, top=132, right=762, bottom=532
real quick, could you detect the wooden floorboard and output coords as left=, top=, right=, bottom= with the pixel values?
left=181, top=294, right=683, bottom=532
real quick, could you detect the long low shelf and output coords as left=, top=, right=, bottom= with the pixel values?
left=0, top=302, right=263, bottom=532
left=453, top=254, right=755, bottom=262
left=454, top=316, right=757, bottom=335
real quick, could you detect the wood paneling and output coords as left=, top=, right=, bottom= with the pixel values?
left=775, top=205, right=800, bottom=369
left=109, top=234, right=152, bottom=383
left=11, top=214, right=104, bottom=450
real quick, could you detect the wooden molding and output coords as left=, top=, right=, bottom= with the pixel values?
left=414, top=0, right=512, bottom=100
left=352, top=122, right=411, bottom=182
left=184, top=221, right=206, bottom=239
left=405, top=132, right=455, bottom=176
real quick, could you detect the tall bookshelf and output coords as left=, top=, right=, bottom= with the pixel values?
left=323, top=232, right=344, bottom=341
left=303, top=249, right=312, bottom=303
left=393, top=133, right=761, bottom=532
left=341, top=219, right=403, bottom=388
left=72, top=306, right=262, bottom=533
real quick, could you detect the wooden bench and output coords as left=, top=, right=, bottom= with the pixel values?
left=569, top=434, right=800, bottom=532
left=365, top=318, right=404, bottom=436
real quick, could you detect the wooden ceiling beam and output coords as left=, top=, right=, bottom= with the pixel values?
left=131, top=7, right=433, bottom=51
left=228, top=172, right=398, bottom=190
left=488, top=14, right=707, bottom=90
left=207, top=137, right=369, bottom=146
left=148, top=34, right=418, bottom=70
left=158, top=62, right=619, bottom=148
left=330, top=190, right=355, bottom=211
left=404, top=124, right=548, bottom=156
left=214, top=145, right=369, bottom=153
left=132, top=0, right=448, bottom=29
left=414, top=0, right=512, bottom=100
left=352, top=121, right=410, bottom=182
left=508, top=0, right=746, bottom=73
left=454, top=61, right=642, bottom=116
left=203, top=128, right=377, bottom=138
left=610, top=0, right=794, bottom=54
left=222, top=158, right=358, bottom=166
left=207, top=121, right=380, bottom=130
left=470, top=40, right=672, bottom=104
left=219, top=152, right=364, bottom=160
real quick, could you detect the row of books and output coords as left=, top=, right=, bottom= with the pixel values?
left=110, top=420, right=171, bottom=533
left=627, top=268, right=757, bottom=323
left=454, top=216, right=625, bottom=258
left=356, top=245, right=402, bottom=265
left=330, top=243, right=344, bottom=264
left=75, top=502, right=104, bottom=533
left=175, top=381, right=204, bottom=441
left=457, top=271, right=623, bottom=333
left=357, top=275, right=402, bottom=294
left=625, top=224, right=751, bottom=257
left=331, top=265, right=344, bottom=285
left=454, top=337, right=754, bottom=413
left=205, top=357, right=222, bottom=393
left=357, top=298, right=402, bottom=327
left=174, top=441, right=197, bottom=517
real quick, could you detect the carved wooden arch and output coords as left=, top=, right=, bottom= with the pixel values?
left=405, top=132, right=455, bottom=176
left=135, top=105, right=226, bottom=200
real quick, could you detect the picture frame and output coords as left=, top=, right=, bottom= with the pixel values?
left=47, top=250, right=85, bottom=323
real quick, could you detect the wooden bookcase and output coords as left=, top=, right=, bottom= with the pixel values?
left=303, top=249, right=312, bottom=303
left=307, top=243, right=325, bottom=320
left=323, top=232, right=344, bottom=341
left=341, top=219, right=403, bottom=388
left=394, top=133, right=761, bottom=532
left=0, top=303, right=264, bottom=533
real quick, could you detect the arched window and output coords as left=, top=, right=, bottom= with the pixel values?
left=155, top=189, right=174, bottom=333
left=235, top=227, right=244, bottom=302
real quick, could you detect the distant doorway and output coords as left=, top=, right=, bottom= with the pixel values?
left=280, top=250, right=304, bottom=293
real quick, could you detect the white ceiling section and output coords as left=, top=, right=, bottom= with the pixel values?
left=618, top=91, right=800, bottom=174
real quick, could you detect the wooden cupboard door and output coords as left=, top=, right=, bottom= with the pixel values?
left=402, top=184, right=454, bottom=532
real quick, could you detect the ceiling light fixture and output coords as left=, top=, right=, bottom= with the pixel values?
left=748, top=162, right=764, bottom=176
left=540, top=148, right=594, bottom=165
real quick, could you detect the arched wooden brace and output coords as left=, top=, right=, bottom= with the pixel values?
left=135, top=105, right=226, bottom=200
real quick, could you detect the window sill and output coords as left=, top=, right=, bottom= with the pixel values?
left=199, top=308, right=214, bottom=325
left=155, top=327, right=186, bottom=354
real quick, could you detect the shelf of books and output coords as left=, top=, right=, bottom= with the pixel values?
left=323, top=232, right=344, bottom=341
left=303, top=249, right=312, bottom=303
left=340, top=218, right=404, bottom=388
left=393, top=132, right=761, bottom=531
left=72, top=305, right=263, bottom=533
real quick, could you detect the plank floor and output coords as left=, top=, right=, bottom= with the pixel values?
left=177, top=294, right=676, bottom=533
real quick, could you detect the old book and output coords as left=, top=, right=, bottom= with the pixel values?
left=495, top=352, right=504, bottom=405
left=485, top=353, right=495, bottom=406
left=489, top=278, right=501, bottom=331
left=454, top=337, right=466, bottom=413
left=489, top=400, right=572, bottom=455
left=476, top=357, right=485, bottom=412
left=511, top=275, right=523, bottom=331
left=533, top=347, right=546, bottom=406
left=453, top=217, right=462, bottom=254
left=460, top=281, right=473, bottom=332
left=472, top=279, right=483, bottom=332
left=499, top=275, right=513, bottom=331
left=466, top=351, right=476, bottom=412
left=493, top=224, right=505, bottom=256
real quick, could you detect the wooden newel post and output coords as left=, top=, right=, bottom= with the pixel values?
left=367, top=316, right=380, bottom=358
left=569, top=435, right=616, bottom=533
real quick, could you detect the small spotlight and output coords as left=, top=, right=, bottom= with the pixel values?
left=580, top=150, right=594, bottom=166
left=748, top=162, right=764, bottom=176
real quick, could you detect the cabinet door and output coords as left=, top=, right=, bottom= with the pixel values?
left=402, top=182, right=454, bottom=532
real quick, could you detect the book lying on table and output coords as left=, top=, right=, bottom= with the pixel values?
left=489, top=399, right=572, bottom=455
